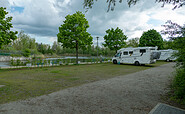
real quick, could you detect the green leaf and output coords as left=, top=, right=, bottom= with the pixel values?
left=103, top=27, right=127, bottom=52
left=139, top=29, right=163, bottom=49
left=0, top=7, right=17, bottom=48
left=57, top=11, right=93, bottom=64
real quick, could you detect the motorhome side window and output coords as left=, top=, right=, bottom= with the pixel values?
left=129, top=51, right=133, bottom=55
left=140, top=49, right=146, bottom=53
left=123, top=51, right=128, bottom=55
left=115, top=52, right=122, bottom=57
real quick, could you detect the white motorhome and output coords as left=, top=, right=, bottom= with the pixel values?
left=158, top=49, right=177, bottom=61
left=112, top=47, right=161, bottom=65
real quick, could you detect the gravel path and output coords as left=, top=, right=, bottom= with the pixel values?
left=0, top=63, right=176, bottom=114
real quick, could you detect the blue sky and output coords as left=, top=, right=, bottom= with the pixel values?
left=11, top=6, right=24, bottom=13
left=147, top=19, right=163, bottom=27
left=0, top=0, right=185, bottom=46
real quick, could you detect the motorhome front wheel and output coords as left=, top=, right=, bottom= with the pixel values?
left=113, top=60, right=117, bottom=64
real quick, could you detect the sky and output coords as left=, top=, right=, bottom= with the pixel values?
left=0, top=0, right=185, bottom=46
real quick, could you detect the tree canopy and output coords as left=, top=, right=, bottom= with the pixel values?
left=139, top=29, right=163, bottom=49
left=162, top=20, right=185, bottom=104
left=83, top=0, right=185, bottom=11
left=13, top=31, right=37, bottom=51
left=162, top=20, right=185, bottom=67
left=103, top=27, right=127, bottom=52
left=0, top=7, right=18, bottom=48
left=12, top=31, right=38, bottom=57
left=163, top=39, right=175, bottom=49
left=57, top=11, right=93, bottom=64
left=126, top=37, right=139, bottom=47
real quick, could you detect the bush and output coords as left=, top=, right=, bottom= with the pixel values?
left=44, top=60, right=47, bottom=65
left=10, top=59, right=15, bottom=66
left=32, top=60, right=37, bottom=66
left=48, top=60, right=51, bottom=65
left=172, top=69, right=185, bottom=104
left=26, top=59, right=31, bottom=64
left=16, top=59, right=21, bottom=66
left=10, top=54, right=22, bottom=57
left=67, top=58, right=71, bottom=63
left=23, top=49, right=31, bottom=57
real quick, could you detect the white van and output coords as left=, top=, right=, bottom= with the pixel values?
left=158, top=49, right=177, bottom=61
left=112, top=47, right=161, bottom=65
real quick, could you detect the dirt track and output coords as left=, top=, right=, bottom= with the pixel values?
left=0, top=63, right=176, bottom=114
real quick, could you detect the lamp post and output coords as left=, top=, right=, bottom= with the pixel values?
left=96, top=37, right=99, bottom=58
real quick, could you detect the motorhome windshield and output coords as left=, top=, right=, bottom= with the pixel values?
left=115, top=52, right=122, bottom=57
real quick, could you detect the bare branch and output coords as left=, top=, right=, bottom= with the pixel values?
left=156, top=0, right=185, bottom=10
left=161, top=20, right=185, bottom=40
left=83, top=0, right=185, bottom=12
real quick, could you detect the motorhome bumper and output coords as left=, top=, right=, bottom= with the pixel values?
left=150, top=60, right=156, bottom=64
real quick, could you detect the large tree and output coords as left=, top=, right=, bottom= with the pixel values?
left=12, top=31, right=37, bottom=56
left=13, top=31, right=37, bottom=51
left=126, top=37, right=139, bottom=47
left=51, top=41, right=63, bottom=54
left=57, top=11, right=93, bottom=64
left=36, top=43, right=49, bottom=55
left=83, top=0, right=185, bottom=11
left=162, top=20, right=185, bottom=104
left=103, top=27, right=127, bottom=53
left=163, top=39, right=175, bottom=49
left=161, top=20, right=185, bottom=67
left=0, top=7, right=17, bottom=48
left=139, top=29, right=163, bottom=49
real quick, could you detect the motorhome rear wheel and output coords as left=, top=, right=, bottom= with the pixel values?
left=135, top=61, right=140, bottom=66
left=166, top=59, right=170, bottom=62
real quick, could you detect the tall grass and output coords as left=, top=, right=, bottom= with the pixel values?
left=171, top=69, right=185, bottom=105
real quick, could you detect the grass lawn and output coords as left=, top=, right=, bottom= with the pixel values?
left=0, top=61, right=167, bottom=104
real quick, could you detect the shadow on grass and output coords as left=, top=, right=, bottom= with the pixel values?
left=116, top=63, right=155, bottom=67
left=115, top=61, right=169, bottom=68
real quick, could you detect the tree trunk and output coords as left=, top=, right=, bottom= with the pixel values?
left=76, top=40, right=78, bottom=64
left=115, top=46, right=117, bottom=54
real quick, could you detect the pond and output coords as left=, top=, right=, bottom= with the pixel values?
left=0, top=62, right=10, bottom=67
left=45, top=56, right=93, bottom=60
left=0, top=56, right=112, bottom=67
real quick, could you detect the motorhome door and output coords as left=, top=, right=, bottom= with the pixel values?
left=115, top=52, right=122, bottom=63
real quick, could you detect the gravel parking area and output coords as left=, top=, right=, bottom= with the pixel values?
left=0, top=63, right=175, bottom=114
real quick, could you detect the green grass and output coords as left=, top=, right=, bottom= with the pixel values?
left=0, top=61, right=167, bottom=104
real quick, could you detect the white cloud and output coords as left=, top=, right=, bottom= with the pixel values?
left=8, top=0, right=65, bottom=38
left=150, top=6, right=185, bottom=25
left=0, top=0, right=9, bottom=7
